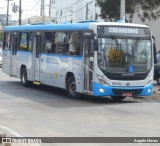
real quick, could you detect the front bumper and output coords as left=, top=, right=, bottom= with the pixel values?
left=93, top=82, right=153, bottom=97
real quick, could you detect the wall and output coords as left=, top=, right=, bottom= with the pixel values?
left=132, top=14, right=160, bottom=52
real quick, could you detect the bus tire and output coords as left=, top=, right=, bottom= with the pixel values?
left=111, top=96, right=126, bottom=101
left=156, top=76, right=160, bottom=85
left=66, top=76, right=81, bottom=99
left=21, top=67, right=31, bottom=87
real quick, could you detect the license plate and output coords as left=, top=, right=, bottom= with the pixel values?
left=122, top=92, right=132, bottom=97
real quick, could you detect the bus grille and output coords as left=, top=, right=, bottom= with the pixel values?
left=112, top=89, right=143, bottom=96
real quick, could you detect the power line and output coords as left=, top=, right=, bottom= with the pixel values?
left=59, top=6, right=86, bottom=19
left=73, top=5, right=86, bottom=14
left=57, top=0, right=94, bottom=14
left=58, top=0, right=95, bottom=21
left=23, top=0, right=41, bottom=11
left=33, top=0, right=39, bottom=3
left=56, top=0, right=82, bottom=11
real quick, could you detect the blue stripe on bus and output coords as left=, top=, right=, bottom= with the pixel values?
left=3, top=50, right=82, bottom=60
left=2, top=50, right=32, bottom=55
left=17, top=51, right=32, bottom=55
left=92, top=82, right=153, bottom=96
left=4, top=23, right=89, bottom=31
left=2, top=50, right=10, bottom=52
left=41, top=53, right=83, bottom=60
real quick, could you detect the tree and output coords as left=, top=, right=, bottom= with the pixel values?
left=97, top=0, right=160, bottom=22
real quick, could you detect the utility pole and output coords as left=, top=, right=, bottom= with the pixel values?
left=47, top=0, right=55, bottom=21
left=93, top=0, right=96, bottom=20
left=86, top=2, right=89, bottom=20
left=6, top=0, right=13, bottom=26
left=49, top=0, right=51, bottom=17
left=86, top=1, right=95, bottom=20
left=51, top=0, right=56, bottom=22
left=6, top=0, right=9, bottom=25
left=40, top=0, right=45, bottom=22
left=120, top=0, right=125, bottom=21
left=19, top=0, right=22, bottom=25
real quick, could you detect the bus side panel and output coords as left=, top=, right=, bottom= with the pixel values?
left=39, top=54, right=46, bottom=84
left=40, top=54, right=83, bottom=92
left=40, top=54, right=60, bottom=86
left=2, top=50, right=11, bottom=76
left=16, top=51, right=32, bottom=80
left=11, top=55, right=17, bottom=77
left=70, top=57, right=83, bottom=93
left=40, top=54, right=70, bottom=89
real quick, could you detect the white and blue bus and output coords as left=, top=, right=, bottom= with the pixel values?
left=2, top=21, right=154, bottom=100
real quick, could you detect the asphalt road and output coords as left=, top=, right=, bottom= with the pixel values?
left=0, top=68, right=160, bottom=146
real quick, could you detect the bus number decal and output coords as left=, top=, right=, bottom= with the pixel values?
left=111, top=82, right=122, bottom=86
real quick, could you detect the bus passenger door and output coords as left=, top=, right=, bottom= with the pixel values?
left=33, top=36, right=43, bottom=81
left=11, top=35, right=18, bottom=76
left=83, top=37, right=94, bottom=94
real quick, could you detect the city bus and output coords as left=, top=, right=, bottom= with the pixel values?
left=2, top=21, right=154, bottom=100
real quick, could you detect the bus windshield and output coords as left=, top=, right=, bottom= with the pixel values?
left=97, top=37, right=152, bottom=73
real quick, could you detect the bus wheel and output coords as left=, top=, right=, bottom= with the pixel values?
left=66, top=76, right=81, bottom=99
left=111, top=96, right=126, bottom=101
left=156, top=77, right=160, bottom=85
left=21, top=67, right=30, bottom=87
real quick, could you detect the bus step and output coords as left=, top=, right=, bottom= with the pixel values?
left=33, top=81, right=41, bottom=85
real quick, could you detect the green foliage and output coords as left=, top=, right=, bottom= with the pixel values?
left=97, top=0, right=120, bottom=21
left=97, top=0, right=160, bottom=22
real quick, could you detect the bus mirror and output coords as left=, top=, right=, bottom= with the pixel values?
left=94, top=40, right=98, bottom=51
left=90, top=57, right=94, bottom=62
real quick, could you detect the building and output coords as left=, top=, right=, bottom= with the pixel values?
left=23, top=16, right=54, bottom=24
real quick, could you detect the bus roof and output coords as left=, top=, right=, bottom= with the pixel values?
left=4, top=23, right=90, bottom=31
left=4, top=21, right=150, bottom=32
left=89, top=22, right=150, bottom=28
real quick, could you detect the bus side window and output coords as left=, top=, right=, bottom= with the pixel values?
left=3, top=32, right=10, bottom=50
left=65, top=32, right=72, bottom=55
left=11, top=33, right=19, bottom=55
left=19, top=32, right=30, bottom=52
left=68, top=31, right=81, bottom=55
left=44, top=32, right=53, bottom=54
left=54, top=32, right=66, bottom=54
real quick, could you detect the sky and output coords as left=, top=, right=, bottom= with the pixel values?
left=0, top=0, right=77, bottom=21
left=0, top=0, right=50, bottom=20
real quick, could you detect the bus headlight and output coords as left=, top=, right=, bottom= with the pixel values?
left=97, top=75, right=108, bottom=85
left=148, top=89, right=151, bottom=93
left=146, top=76, right=153, bottom=86
left=99, top=88, right=105, bottom=93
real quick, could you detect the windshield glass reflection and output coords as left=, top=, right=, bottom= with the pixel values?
left=98, top=37, right=152, bottom=73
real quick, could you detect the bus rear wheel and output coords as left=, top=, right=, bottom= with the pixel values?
left=111, top=96, right=126, bottom=101
left=66, top=76, right=81, bottom=99
left=21, top=67, right=31, bottom=87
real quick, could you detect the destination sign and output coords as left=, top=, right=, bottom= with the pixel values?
left=108, top=27, right=138, bottom=34
left=97, top=25, right=150, bottom=36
